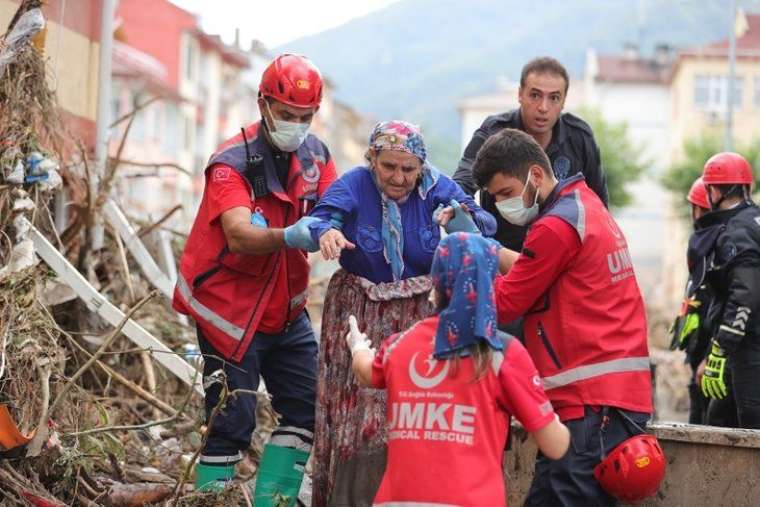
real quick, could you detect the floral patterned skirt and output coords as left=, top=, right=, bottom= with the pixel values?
left=312, top=269, right=433, bottom=507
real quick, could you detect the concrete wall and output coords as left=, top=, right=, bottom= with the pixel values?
left=504, top=422, right=760, bottom=506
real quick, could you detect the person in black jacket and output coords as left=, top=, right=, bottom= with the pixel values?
left=697, top=152, right=760, bottom=429
left=670, top=176, right=715, bottom=425
left=453, top=56, right=608, bottom=252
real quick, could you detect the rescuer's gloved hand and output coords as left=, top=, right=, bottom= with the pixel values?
left=346, top=315, right=374, bottom=357
left=701, top=341, right=728, bottom=399
left=678, top=313, right=700, bottom=348
left=283, top=216, right=320, bottom=251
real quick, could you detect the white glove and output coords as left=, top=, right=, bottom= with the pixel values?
left=346, top=315, right=374, bottom=357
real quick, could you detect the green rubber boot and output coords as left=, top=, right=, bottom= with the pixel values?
left=252, top=444, right=309, bottom=507
left=195, top=462, right=236, bottom=493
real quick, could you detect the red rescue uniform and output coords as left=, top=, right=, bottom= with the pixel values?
left=496, top=174, right=652, bottom=421
left=173, top=122, right=336, bottom=362
left=370, top=316, right=556, bottom=506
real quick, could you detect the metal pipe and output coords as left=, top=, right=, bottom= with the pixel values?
left=91, top=0, right=117, bottom=250
left=725, top=0, right=737, bottom=152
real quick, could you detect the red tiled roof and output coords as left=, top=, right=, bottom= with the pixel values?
left=707, top=14, right=760, bottom=51
left=595, top=55, right=673, bottom=84
left=681, top=14, right=760, bottom=58
left=194, top=30, right=250, bottom=69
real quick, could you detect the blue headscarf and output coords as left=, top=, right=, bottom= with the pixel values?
left=431, top=232, right=503, bottom=359
left=367, top=120, right=439, bottom=281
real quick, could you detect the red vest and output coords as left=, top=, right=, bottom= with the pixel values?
left=523, top=176, right=653, bottom=416
left=173, top=122, right=336, bottom=362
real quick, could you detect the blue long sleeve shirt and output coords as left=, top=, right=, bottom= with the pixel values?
left=308, top=166, right=496, bottom=284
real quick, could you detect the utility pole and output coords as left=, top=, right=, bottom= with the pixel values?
left=725, top=0, right=737, bottom=152
left=91, top=0, right=116, bottom=250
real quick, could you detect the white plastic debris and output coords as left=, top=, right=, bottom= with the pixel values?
left=38, top=167, right=62, bottom=191
left=13, top=213, right=31, bottom=241
left=6, top=160, right=24, bottom=185
left=0, top=8, right=45, bottom=76
left=12, top=196, right=35, bottom=212
left=0, top=239, right=38, bottom=280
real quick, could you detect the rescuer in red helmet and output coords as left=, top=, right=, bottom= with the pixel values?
left=670, top=176, right=715, bottom=426
left=695, top=152, right=760, bottom=430
left=173, top=53, right=337, bottom=497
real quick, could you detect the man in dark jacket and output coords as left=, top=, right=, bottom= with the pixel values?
left=697, top=152, right=760, bottom=430
left=453, top=57, right=608, bottom=252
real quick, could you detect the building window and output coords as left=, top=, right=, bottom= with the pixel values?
left=694, top=74, right=744, bottom=111
left=163, top=104, right=179, bottom=155
left=184, top=114, right=194, bottom=151
left=755, top=76, right=760, bottom=108
left=184, top=38, right=196, bottom=82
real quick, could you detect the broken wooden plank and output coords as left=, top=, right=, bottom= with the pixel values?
left=24, top=219, right=202, bottom=396
left=103, top=200, right=174, bottom=300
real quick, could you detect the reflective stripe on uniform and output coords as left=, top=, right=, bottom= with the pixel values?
left=269, top=434, right=312, bottom=452
left=719, top=324, right=745, bottom=337
left=542, top=356, right=650, bottom=390
left=574, top=189, right=586, bottom=242
left=199, top=452, right=242, bottom=464
left=490, top=350, right=504, bottom=375
left=274, top=425, right=314, bottom=441
left=176, top=274, right=245, bottom=341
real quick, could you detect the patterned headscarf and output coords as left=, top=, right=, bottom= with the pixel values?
left=431, top=233, right=503, bottom=359
left=367, top=120, right=440, bottom=281
left=368, top=120, right=427, bottom=162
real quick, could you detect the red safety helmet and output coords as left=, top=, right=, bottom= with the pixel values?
left=687, top=176, right=709, bottom=210
left=259, top=53, right=323, bottom=109
left=594, top=434, right=666, bottom=503
left=702, top=152, right=753, bottom=186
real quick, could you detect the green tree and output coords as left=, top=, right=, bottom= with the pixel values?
left=579, top=107, right=647, bottom=208
left=662, top=134, right=760, bottom=216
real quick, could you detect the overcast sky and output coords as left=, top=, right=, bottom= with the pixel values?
left=171, top=0, right=400, bottom=48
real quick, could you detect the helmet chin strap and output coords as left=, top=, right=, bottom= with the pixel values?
left=708, top=184, right=732, bottom=211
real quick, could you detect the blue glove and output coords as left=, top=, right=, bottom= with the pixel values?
left=436, top=199, right=480, bottom=235
left=284, top=216, right=320, bottom=251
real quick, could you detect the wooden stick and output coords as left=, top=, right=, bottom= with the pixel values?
left=137, top=204, right=183, bottom=238
left=24, top=363, right=51, bottom=457
left=111, top=224, right=136, bottom=305
left=37, top=301, right=180, bottom=417
left=48, top=291, right=156, bottom=416
left=65, top=368, right=196, bottom=438
left=113, top=159, right=193, bottom=177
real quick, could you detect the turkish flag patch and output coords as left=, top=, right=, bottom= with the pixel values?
left=212, top=167, right=230, bottom=181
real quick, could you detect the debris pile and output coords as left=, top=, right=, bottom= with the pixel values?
left=0, top=3, right=278, bottom=505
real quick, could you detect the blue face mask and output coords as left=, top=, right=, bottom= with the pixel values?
left=494, top=172, right=539, bottom=226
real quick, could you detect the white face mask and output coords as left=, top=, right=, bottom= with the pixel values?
left=494, top=172, right=540, bottom=226
left=264, top=102, right=310, bottom=152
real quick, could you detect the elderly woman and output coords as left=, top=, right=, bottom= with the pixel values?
left=308, top=121, right=496, bottom=506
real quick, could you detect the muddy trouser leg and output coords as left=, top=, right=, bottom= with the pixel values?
left=197, top=326, right=261, bottom=466
left=523, top=406, right=650, bottom=507
left=730, top=341, right=760, bottom=429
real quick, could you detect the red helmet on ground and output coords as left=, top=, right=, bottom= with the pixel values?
left=259, top=54, right=323, bottom=109
left=594, top=434, right=666, bottom=503
left=702, top=152, right=753, bottom=185
left=687, top=176, right=709, bottom=209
